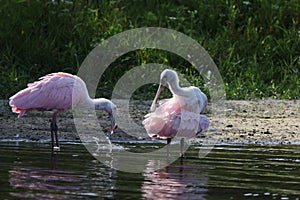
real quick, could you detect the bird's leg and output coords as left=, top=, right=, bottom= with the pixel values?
left=50, top=125, right=55, bottom=149
left=167, top=138, right=172, bottom=145
left=166, top=138, right=171, bottom=158
left=50, top=112, right=60, bottom=150
left=50, top=120, right=58, bottom=147
left=180, top=138, right=185, bottom=159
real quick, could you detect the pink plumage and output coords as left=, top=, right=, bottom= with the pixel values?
left=9, top=72, right=117, bottom=150
left=143, top=69, right=210, bottom=157
left=10, top=72, right=75, bottom=117
left=143, top=98, right=210, bottom=139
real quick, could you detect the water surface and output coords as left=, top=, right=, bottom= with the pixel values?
left=0, top=142, right=299, bottom=199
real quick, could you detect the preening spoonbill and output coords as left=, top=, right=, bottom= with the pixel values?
left=143, top=69, right=209, bottom=157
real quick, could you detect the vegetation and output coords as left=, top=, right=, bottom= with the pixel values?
left=0, top=0, right=299, bottom=100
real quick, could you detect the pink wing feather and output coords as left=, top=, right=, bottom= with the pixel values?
left=9, top=73, right=77, bottom=117
left=143, top=97, right=210, bottom=139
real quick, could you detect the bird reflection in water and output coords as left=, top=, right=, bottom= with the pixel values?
left=142, top=160, right=208, bottom=200
left=8, top=153, right=93, bottom=200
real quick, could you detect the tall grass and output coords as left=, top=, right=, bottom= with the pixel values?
left=0, top=0, right=299, bottom=100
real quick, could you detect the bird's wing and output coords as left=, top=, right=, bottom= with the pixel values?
left=158, top=98, right=170, bottom=106
left=176, top=112, right=210, bottom=138
left=9, top=73, right=76, bottom=113
left=143, top=98, right=181, bottom=138
left=191, top=86, right=208, bottom=113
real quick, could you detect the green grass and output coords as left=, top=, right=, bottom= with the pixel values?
left=0, top=0, right=299, bottom=100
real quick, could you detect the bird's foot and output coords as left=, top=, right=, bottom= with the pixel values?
left=53, top=146, right=60, bottom=151
left=110, top=124, right=118, bottom=134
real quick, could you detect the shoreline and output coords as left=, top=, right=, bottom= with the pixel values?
left=1, top=99, right=299, bottom=145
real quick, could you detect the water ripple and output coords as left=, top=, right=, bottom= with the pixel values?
left=0, top=142, right=299, bottom=199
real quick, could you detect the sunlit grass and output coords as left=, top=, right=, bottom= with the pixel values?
left=0, top=0, right=299, bottom=100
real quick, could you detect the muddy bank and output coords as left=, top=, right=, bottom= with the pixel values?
left=0, top=99, right=299, bottom=145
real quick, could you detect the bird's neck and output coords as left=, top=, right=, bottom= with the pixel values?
left=84, top=97, right=95, bottom=109
left=168, top=80, right=185, bottom=96
left=92, top=98, right=112, bottom=113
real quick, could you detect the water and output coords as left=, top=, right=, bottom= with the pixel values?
left=0, top=142, right=299, bottom=200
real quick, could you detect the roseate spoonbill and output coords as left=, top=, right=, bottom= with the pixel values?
left=9, top=72, right=117, bottom=150
left=143, top=69, right=210, bottom=157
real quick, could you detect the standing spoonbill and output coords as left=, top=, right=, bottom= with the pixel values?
left=9, top=72, right=117, bottom=150
left=143, top=69, right=210, bottom=157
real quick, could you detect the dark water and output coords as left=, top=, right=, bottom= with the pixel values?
left=0, top=142, right=299, bottom=200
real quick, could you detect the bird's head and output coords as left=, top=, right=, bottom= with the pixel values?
left=160, top=69, right=178, bottom=86
left=94, top=98, right=118, bottom=133
left=150, top=69, right=179, bottom=112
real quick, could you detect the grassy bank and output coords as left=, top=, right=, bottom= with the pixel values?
left=0, top=0, right=299, bottom=100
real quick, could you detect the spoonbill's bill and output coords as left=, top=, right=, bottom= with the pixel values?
left=143, top=69, right=210, bottom=157
left=9, top=72, right=117, bottom=150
